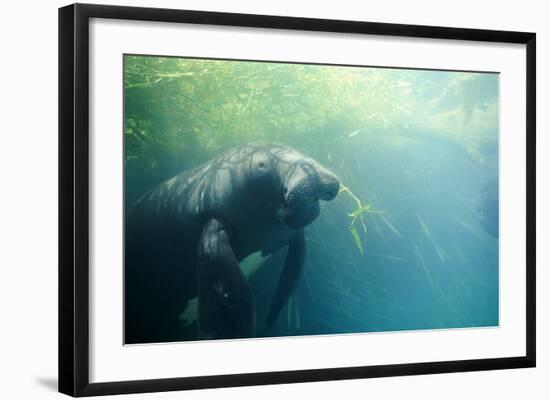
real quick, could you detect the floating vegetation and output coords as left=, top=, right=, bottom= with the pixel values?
left=339, top=184, right=376, bottom=255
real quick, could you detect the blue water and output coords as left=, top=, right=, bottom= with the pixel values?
left=259, top=134, right=498, bottom=337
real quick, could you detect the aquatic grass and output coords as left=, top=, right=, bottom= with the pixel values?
left=413, top=244, right=440, bottom=301
left=378, top=214, right=403, bottom=239
left=416, top=213, right=452, bottom=263
left=339, top=184, right=389, bottom=255
left=302, top=268, right=316, bottom=302
left=349, top=226, right=364, bottom=254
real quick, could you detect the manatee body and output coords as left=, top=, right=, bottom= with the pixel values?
left=124, top=141, right=340, bottom=343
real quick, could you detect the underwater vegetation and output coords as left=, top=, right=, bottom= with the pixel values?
left=124, top=55, right=499, bottom=341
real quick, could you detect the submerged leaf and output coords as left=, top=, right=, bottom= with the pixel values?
left=360, top=216, right=368, bottom=236
left=348, top=204, right=372, bottom=218
left=350, top=226, right=364, bottom=255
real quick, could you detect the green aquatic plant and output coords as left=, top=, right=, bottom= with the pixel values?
left=416, top=213, right=452, bottom=263
left=339, top=184, right=384, bottom=255
left=123, top=55, right=499, bottom=206
left=349, top=226, right=364, bottom=255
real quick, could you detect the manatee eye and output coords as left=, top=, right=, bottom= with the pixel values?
left=251, top=152, right=271, bottom=176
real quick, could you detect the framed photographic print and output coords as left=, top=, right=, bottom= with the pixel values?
left=58, top=3, right=536, bottom=397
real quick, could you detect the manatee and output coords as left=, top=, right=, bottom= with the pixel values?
left=124, top=141, right=340, bottom=343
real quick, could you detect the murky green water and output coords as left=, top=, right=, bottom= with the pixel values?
left=124, top=54, right=498, bottom=342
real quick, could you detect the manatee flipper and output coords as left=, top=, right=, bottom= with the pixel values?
left=197, top=218, right=255, bottom=339
left=266, top=230, right=305, bottom=327
left=179, top=252, right=270, bottom=328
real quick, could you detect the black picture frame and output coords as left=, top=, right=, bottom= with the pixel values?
left=58, top=3, right=536, bottom=397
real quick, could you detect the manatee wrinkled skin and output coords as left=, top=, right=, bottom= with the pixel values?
left=124, top=141, right=340, bottom=343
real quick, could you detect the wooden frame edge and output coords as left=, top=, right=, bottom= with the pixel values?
left=58, top=3, right=536, bottom=397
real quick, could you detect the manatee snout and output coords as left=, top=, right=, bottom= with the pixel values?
left=316, top=166, right=340, bottom=201
left=282, top=159, right=340, bottom=229
left=284, top=160, right=340, bottom=203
